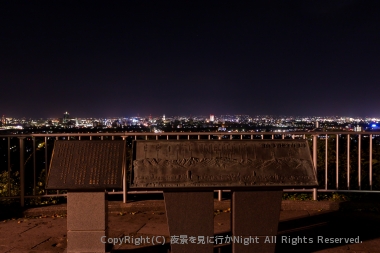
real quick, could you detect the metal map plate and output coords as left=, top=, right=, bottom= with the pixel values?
left=131, top=140, right=318, bottom=189
left=46, top=140, right=125, bottom=190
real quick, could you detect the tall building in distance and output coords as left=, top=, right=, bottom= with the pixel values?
left=63, top=111, right=70, bottom=123
left=1, top=115, right=5, bottom=125
left=210, top=114, right=214, bottom=122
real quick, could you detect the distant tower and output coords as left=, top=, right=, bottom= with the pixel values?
left=163, top=114, right=166, bottom=121
left=210, top=114, right=214, bottom=122
left=1, top=115, right=5, bottom=125
left=63, top=111, right=70, bottom=123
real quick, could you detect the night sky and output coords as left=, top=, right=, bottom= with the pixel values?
left=1, top=1, right=380, bottom=118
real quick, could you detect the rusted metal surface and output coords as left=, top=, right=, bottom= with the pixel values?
left=46, top=140, right=125, bottom=190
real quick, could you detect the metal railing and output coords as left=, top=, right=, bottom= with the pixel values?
left=1, top=131, right=380, bottom=206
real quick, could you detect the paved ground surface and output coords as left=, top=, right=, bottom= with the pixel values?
left=1, top=198, right=380, bottom=253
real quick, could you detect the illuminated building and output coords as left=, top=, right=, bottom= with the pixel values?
left=63, top=111, right=70, bottom=123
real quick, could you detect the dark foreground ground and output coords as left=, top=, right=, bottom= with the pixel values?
left=1, top=197, right=380, bottom=253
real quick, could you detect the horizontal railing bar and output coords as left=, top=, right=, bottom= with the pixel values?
left=284, top=189, right=380, bottom=193
left=1, top=131, right=380, bottom=138
left=0, top=194, right=67, bottom=199
left=124, top=191, right=163, bottom=194
left=314, top=190, right=380, bottom=193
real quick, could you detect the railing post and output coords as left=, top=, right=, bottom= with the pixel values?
left=45, top=136, right=48, bottom=179
left=54, top=137, right=59, bottom=195
left=19, top=137, right=25, bottom=207
left=7, top=137, right=11, bottom=196
left=312, top=134, right=317, bottom=200
left=347, top=134, right=350, bottom=190
left=358, top=134, right=361, bottom=190
left=218, top=190, right=222, bottom=201
left=336, top=134, right=339, bottom=189
left=217, top=135, right=222, bottom=201
left=370, top=134, right=373, bottom=190
left=325, top=134, right=328, bottom=190
left=122, top=136, right=127, bottom=203
left=33, top=137, right=36, bottom=196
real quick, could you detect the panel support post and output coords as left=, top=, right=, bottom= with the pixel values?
left=67, top=192, right=109, bottom=253
left=164, top=191, right=214, bottom=253
left=232, top=191, right=283, bottom=253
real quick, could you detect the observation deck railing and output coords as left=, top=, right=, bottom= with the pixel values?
left=1, top=131, right=380, bottom=207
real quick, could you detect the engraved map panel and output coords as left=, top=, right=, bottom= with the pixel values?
left=131, top=140, right=318, bottom=189
left=46, top=140, right=125, bottom=190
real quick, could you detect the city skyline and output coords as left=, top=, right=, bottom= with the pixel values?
left=2, top=111, right=380, bottom=120
left=2, top=111, right=380, bottom=122
left=2, top=111, right=379, bottom=134
left=1, top=1, right=380, bottom=118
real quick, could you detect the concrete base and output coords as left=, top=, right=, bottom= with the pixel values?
left=164, top=191, right=214, bottom=253
left=232, top=191, right=283, bottom=253
left=67, top=192, right=109, bottom=253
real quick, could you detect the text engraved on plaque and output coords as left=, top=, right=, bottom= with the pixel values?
left=46, top=140, right=125, bottom=190
left=131, top=140, right=318, bottom=189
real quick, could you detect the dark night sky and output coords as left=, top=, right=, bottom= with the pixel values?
left=1, top=1, right=380, bottom=118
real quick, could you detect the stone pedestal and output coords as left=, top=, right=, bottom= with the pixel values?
left=232, top=191, right=283, bottom=253
left=67, top=192, right=108, bottom=253
left=164, top=191, right=214, bottom=253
